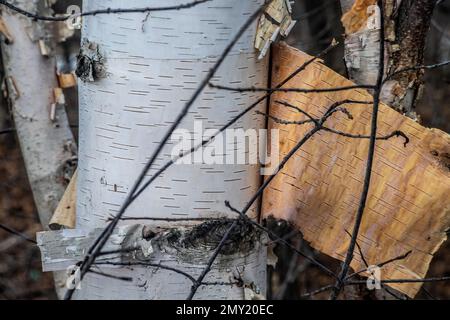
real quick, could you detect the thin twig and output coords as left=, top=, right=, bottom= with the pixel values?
left=94, top=261, right=197, bottom=284
left=302, top=285, right=334, bottom=298
left=345, top=250, right=412, bottom=280
left=274, top=240, right=314, bottom=300
left=0, top=128, right=14, bottom=135
left=0, top=0, right=212, bottom=21
left=274, top=100, right=317, bottom=122
left=346, top=277, right=450, bottom=285
left=421, top=286, right=438, bottom=300
left=0, top=223, right=37, bottom=245
left=256, top=110, right=315, bottom=125
left=384, top=60, right=450, bottom=82
left=88, top=269, right=133, bottom=282
left=118, top=217, right=219, bottom=222
left=209, top=83, right=376, bottom=94
left=274, top=244, right=301, bottom=300
left=97, top=247, right=139, bottom=257
left=322, top=128, right=410, bottom=146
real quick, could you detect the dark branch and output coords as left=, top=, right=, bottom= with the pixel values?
left=0, top=0, right=212, bottom=21
left=0, top=128, right=14, bottom=135
left=346, top=276, right=450, bottom=285
left=330, top=0, right=386, bottom=300
left=88, top=269, right=133, bottom=282
left=209, top=83, right=376, bottom=94
left=0, top=223, right=37, bottom=244
left=255, top=110, right=315, bottom=126
left=117, top=216, right=219, bottom=222
left=302, top=285, right=334, bottom=298
left=322, top=128, right=410, bottom=146
left=384, top=60, right=450, bottom=82
left=94, top=261, right=197, bottom=284
left=274, top=100, right=317, bottom=122
left=345, top=250, right=413, bottom=281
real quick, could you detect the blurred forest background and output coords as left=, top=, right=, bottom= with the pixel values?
left=0, top=0, right=448, bottom=299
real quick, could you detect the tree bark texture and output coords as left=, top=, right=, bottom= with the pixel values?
left=385, top=0, right=437, bottom=118
left=0, top=0, right=77, bottom=297
left=341, top=0, right=438, bottom=119
left=75, top=0, right=269, bottom=300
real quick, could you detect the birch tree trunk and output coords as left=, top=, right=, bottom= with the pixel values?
left=340, top=0, right=383, bottom=85
left=1, top=0, right=77, bottom=228
left=74, top=0, right=268, bottom=300
left=340, top=0, right=437, bottom=119
left=0, top=0, right=77, bottom=297
left=385, top=0, right=437, bottom=118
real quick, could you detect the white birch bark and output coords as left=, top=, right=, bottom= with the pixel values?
left=1, top=1, right=77, bottom=228
left=75, top=0, right=269, bottom=300
left=340, top=0, right=383, bottom=85
left=0, top=0, right=77, bottom=297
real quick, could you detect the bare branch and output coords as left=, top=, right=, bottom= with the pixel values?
left=0, top=0, right=212, bottom=21
left=0, top=222, right=37, bottom=245
left=209, top=83, right=376, bottom=94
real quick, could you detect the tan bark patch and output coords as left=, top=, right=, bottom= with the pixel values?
left=262, top=43, right=450, bottom=298
left=49, top=169, right=77, bottom=230
left=341, top=0, right=377, bottom=34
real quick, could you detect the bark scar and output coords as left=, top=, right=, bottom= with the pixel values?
left=163, top=218, right=260, bottom=256
left=76, top=39, right=107, bottom=82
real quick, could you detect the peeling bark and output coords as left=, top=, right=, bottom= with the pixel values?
left=263, top=43, right=450, bottom=298
left=49, top=169, right=77, bottom=230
